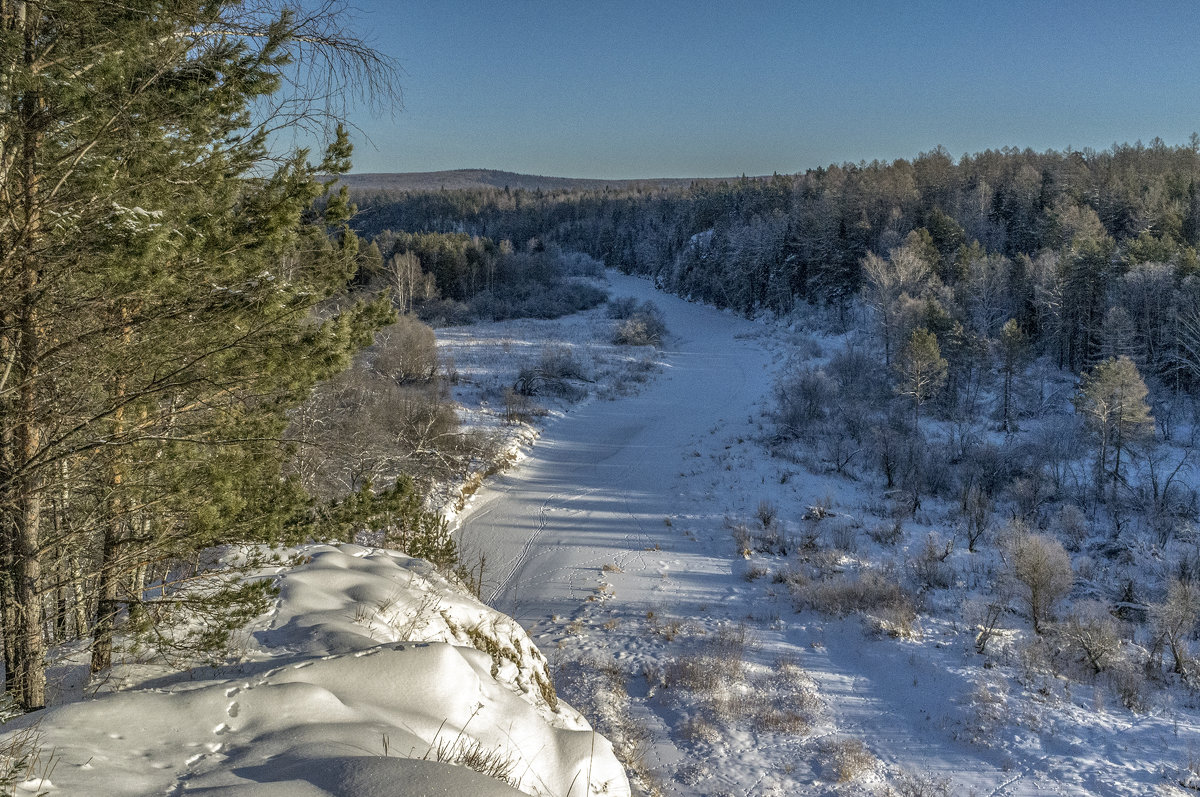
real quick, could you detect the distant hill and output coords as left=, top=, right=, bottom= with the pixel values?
left=337, top=169, right=748, bottom=193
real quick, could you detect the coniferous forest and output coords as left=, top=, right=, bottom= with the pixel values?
left=0, top=0, right=426, bottom=713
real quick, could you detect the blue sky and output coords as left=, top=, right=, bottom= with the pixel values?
left=341, top=1, right=1200, bottom=178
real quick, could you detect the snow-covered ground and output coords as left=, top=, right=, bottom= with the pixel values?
left=1, top=547, right=627, bottom=796
left=450, top=272, right=1200, bottom=796
left=8, top=269, right=1198, bottom=796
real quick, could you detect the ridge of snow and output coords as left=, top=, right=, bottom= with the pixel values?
left=3, top=544, right=628, bottom=797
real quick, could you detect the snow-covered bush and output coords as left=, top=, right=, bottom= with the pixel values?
left=606, top=296, right=640, bottom=319
left=773, top=366, right=836, bottom=440
left=514, top=344, right=590, bottom=398
left=821, top=736, right=877, bottom=783
left=888, top=768, right=954, bottom=797
left=959, top=674, right=1010, bottom=746
left=792, top=570, right=918, bottom=636
left=1055, top=600, right=1125, bottom=676
left=909, top=533, right=955, bottom=591
left=612, top=301, right=667, bottom=347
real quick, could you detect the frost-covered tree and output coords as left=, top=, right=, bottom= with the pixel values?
left=861, top=242, right=932, bottom=368
left=1152, top=579, right=1200, bottom=677
left=995, top=319, right=1028, bottom=433
left=1005, top=532, right=1073, bottom=635
left=895, top=328, right=948, bottom=424
left=1074, top=356, right=1155, bottom=500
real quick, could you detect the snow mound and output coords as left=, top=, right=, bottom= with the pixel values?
left=3, top=544, right=628, bottom=797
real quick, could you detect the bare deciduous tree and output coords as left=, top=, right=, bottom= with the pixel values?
left=1005, top=532, right=1073, bottom=634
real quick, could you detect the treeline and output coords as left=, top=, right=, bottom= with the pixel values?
left=352, top=139, right=1200, bottom=383
left=355, top=229, right=607, bottom=325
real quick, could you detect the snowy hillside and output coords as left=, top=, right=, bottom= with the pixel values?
left=1, top=546, right=627, bottom=797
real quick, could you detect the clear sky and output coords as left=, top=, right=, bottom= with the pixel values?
left=340, top=0, right=1200, bottom=178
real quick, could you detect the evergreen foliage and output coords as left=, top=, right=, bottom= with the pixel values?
left=895, top=328, right=948, bottom=424
left=0, top=0, right=399, bottom=710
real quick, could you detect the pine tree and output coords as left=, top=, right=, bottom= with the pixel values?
left=0, top=0, right=397, bottom=710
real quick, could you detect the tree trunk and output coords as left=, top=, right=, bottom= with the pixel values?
left=91, top=309, right=132, bottom=675
left=7, top=12, right=47, bottom=708
left=90, top=468, right=123, bottom=674
left=12, top=294, right=46, bottom=710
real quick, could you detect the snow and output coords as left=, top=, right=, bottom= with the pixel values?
left=7, top=269, right=1199, bottom=796
left=450, top=272, right=1200, bottom=795
left=4, top=546, right=627, bottom=797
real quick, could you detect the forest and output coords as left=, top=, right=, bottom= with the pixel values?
left=353, top=140, right=1200, bottom=381
left=349, top=143, right=1200, bottom=740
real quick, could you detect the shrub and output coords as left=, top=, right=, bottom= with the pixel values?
left=730, top=520, right=788, bottom=557
left=288, top=365, right=483, bottom=498
left=826, top=344, right=883, bottom=399
left=0, top=722, right=55, bottom=797
left=1151, top=578, right=1200, bottom=677
left=910, top=533, right=955, bottom=591
left=755, top=500, right=779, bottom=528
left=828, top=519, right=859, bottom=553
left=372, top=314, right=438, bottom=384
left=559, top=251, right=605, bottom=277
left=822, top=737, right=876, bottom=783
left=502, top=386, right=543, bottom=425
left=889, top=769, right=954, bottom=797
left=1104, top=660, right=1150, bottom=712
left=869, top=519, right=905, bottom=546
left=613, top=301, right=667, bottom=347
left=792, top=570, right=917, bottom=635
left=1056, top=601, right=1124, bottom=676
left=418, top=297, right=475, bottom=326
left=515, top=345, right=590, bottom=398
left=773, top=366, right=836, bottom=439
left=1055, top=503, right=1090, bottom=550
left=607, top=295, right=640, bottom=319
left=959, top=674, right=1009, bottom=745
left=538, top=344, right=587, bottom=381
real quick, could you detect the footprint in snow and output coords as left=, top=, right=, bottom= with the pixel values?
left=227, top=701, right=239, bottom=718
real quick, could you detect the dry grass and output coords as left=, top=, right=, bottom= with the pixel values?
left=791, top=570, right=918, bottom=637
left=554, top=654, right=664, bottom=797
left=0, top=723, right=56, bottom=797
left=821, top=736, right=877, bottom=783
left=888, top=768, right=955, bottom=797
left=429, top=736, right=519, bottom=787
